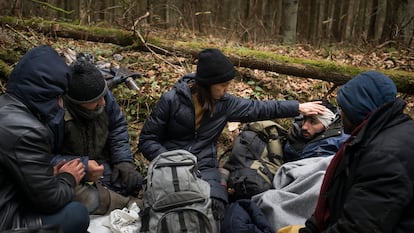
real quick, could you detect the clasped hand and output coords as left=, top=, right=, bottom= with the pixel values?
left=53, top=158, right=85, bottom=185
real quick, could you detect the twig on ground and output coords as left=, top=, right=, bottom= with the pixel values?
left=133, top=12, right=186, bottom=75
left=5, top=24, right=36, bottom=46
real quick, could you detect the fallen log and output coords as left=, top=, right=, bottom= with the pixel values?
left=1, top=16, right=414, bottom=94
left=140, top=44, right=414, bottom=95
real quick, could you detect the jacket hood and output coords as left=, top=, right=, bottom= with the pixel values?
left=174, top=73, right=195, bottom=98
left=336, top=71, right=397, bottom=125
left=174, top=73, right=231, bottom=101
left=6, top=45, right=70, bottom=122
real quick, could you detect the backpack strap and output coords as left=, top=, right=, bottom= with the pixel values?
left=171, top=166, right=180, bottom=192
left=250, top=160, right=274, bottom=184
left=140, top=207, right=150, bottom=232
left=170, top=164, right=188, bottom=232
left=248, top=146, right=275, bottom=184
left=249, top=123, right=283, bottom=183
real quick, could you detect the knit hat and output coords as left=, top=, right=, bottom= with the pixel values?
left=336, top=71, right=397, bottom=125
left=67, top=60, right=107, bottom=104
left=195, top=48, right=236, bottom=86
left=316, top=108, right=336, bottom=129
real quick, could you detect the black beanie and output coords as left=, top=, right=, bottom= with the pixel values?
left=67, top=60, right=107, bottom=104
left=195, top=48, right=236, bottom=86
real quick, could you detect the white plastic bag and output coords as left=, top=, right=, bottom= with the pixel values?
left=110, top=202, right=141, bottom=233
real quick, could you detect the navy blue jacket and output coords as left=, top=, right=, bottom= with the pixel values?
left=139, top=74, right=300, bottom=202
left=221, top=199, right=274, bottom=233
left=284, top=120, right=349, bottom=162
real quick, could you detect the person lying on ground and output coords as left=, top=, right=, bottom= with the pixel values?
left=283, top=99, right=349, bottom=162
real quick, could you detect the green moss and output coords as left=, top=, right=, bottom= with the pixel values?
left=0, top=60, right=11, bottom=89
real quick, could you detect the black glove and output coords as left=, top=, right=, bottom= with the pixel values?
left=111, top=162, right=142, bottom=196
left=211, top=198, right=226, bottom=221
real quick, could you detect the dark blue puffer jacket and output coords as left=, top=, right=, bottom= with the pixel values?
left=221, top=199, right=275, bottom=233
left=139, top=73, right=300, bottom=202
left=283, top=120, right=349, bottom=162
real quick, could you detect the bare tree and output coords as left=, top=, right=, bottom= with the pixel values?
left=281, top=0, right=298, bottom=43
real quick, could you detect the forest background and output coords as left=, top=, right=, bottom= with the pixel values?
left=0, top=0, right=413, bottom=172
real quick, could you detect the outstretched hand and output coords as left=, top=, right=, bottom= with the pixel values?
left=299, top=101, right=326, bottom=116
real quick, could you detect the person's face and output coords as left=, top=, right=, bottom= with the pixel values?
left=80, top=96, right=106, bottom=110
left=210, top=80, right=232, bottom=100
left=340, top=110, right=356, bottom=134
left=301, top=115, right=325, bottom=139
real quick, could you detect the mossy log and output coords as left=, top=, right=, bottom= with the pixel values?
left=0, top=16, right=135, bottom=46
left=1, top=16, right=414, bottom=94
left=141, top=45, right=414, bottom=95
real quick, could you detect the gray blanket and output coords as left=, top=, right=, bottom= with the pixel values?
left=252, top=156, right=333, bottom=231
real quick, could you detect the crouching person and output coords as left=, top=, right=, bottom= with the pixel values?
left=52, top=60, right=143, bottom=215
left=0, top=45, right=89, bottom=233
left=139, top=48, right=326, bottom=230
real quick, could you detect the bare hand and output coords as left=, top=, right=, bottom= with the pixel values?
left=58, top=158, right=85, bottom=185
left=53, top=159, right=66, bottom=176
left=86, top=160, right=104, bottom=182
left=299, top=101, right=326, bottom=116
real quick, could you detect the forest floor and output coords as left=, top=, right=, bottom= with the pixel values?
left=1, top=27, right=413, bottom=172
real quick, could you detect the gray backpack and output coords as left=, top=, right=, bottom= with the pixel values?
left=140, top=149, right=218, bottom=233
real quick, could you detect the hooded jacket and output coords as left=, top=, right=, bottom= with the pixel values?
left=139, top=74, right=300, bottom=202
left=0, top=45, right=76, bottom=230
left=301, top=99, right=414, bottom=233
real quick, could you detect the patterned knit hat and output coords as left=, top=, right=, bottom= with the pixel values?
left=67, top=60, right=107, bottom=104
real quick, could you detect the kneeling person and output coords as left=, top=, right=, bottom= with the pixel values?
left=52, top=60, right=143, bottom=215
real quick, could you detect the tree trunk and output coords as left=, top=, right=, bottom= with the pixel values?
left=282, top=0, right=298, bottom=44
left=398, top=0, right=414, bottom=46
left=344, top=0, right=355, bottom=41
left=374, top=0, right=387, bottom=41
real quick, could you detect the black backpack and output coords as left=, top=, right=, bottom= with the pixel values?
left=223, top=120, right=286, bottom=201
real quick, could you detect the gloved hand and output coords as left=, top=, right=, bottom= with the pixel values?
left=111, top=162, right=142, bottom=196
left=211, top=197, right=226, bottom=221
